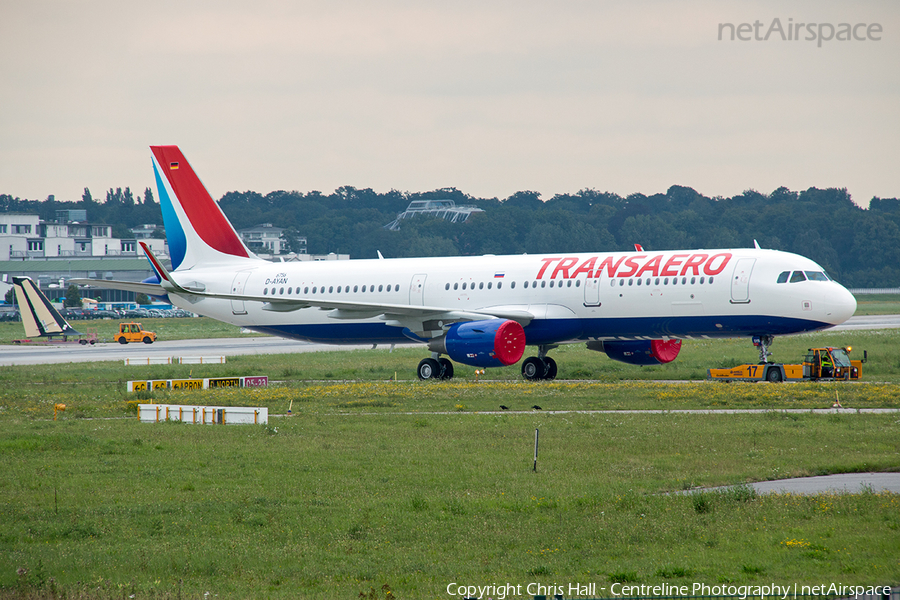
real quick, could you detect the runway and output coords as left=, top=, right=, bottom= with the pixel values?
left=0, top=336, right=396, bottom=367
left=1, top=313, right=897, bottom=367
left=693, top=472, right=900, bottom=495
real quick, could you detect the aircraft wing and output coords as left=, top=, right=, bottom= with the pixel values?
left=80, top=276, right=532, bottom=322
left=69, top=278, right=166, bottom=297
left=72, top=243, right=535, bottom=338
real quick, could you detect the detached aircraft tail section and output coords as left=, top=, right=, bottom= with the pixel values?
left=12, top=276, right=80, bottom=338
left=150, top=145, right=261, bottom=271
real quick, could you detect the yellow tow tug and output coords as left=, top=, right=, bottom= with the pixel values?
left=114, top=322, right=157, bottom=344
left=708, top=345, right=866, bottom=383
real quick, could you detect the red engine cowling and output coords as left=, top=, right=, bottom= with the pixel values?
left=428, top=319, right=527, bottom=368
left=588, top=339, right=682, bottom=365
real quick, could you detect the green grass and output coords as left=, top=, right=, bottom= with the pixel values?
left=1, top=300, right=899, bottom=598
left=0, top=317, right=252, bottom=345
left=1, top=413, right=898, bottom=599
left=853, top=293, right=900, bottom=315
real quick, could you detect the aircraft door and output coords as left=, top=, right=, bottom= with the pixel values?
left=583, top=277, right=601, bottom=307
left=231, top=270, right=253, bottom=315
left=730, top=258, right=755, bottom=304
left=409, top=274, right=427, bottom=306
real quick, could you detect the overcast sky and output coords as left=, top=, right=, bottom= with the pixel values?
left=1, top=0, right=897, bottom=207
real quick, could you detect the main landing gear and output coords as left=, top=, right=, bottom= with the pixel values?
left=416, top=345, right=559, bottom=381
left=417, top=354, right=454, bottom=380
left=521, top=345, right=558, bottom=381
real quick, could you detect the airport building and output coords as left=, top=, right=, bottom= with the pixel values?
left=0, top=213, right=345, bottom=302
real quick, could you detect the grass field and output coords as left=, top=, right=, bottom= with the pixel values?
left=1, top=299, right=898, bottom=599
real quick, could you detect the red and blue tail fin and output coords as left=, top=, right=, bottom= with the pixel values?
left=150, top=146, right=259, bottom=271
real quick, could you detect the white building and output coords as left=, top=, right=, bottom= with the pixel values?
left=238, top=223, right=307, bottom=256
left=0, top=213, right=167, bottom=261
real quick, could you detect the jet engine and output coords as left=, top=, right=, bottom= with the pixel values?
left=428, top=319, right=527, bottom=368
left=587, top=339, right=682, bottom=366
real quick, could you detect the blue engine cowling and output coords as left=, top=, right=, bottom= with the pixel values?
left=587, top=339, right=682, bottom=365
left=428, top=319, right=527, bottom=368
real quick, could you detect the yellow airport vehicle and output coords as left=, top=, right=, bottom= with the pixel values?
left=708, top=346, right=866, bottom=383
left=114, top=322, right=157, bottom=344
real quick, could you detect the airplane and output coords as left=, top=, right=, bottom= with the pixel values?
left=12, top=276, right=85, bottom=341
left=72, top=146, right=858, bottom=380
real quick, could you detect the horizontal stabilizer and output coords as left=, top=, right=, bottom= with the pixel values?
left=12, top=276, right=80, bottom=338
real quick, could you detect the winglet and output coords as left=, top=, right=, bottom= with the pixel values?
left=634, top=244, right=644, bottom=252
left=754, top=239, right=761, bottom=249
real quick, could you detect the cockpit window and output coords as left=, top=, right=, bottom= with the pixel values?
left=776, top=271, right=790, bottom=284
left=804, top=271, right=829, bottom=281
left=789, top=271, right=807, bottom=283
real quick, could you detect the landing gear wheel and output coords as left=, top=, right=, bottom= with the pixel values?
left=438, top=358, right=454, bottom=380
left=766, top=367, right=783, bottom=383
left=118, top=337, right=128, bottom=344
left=542, top=357, right=558, bottom=380
left=522, top=356, right=547, bottom=381
left=417, top=358, right=441, bottom=380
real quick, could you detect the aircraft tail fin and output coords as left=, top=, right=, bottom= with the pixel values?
left=12, top=276, right=80, bottom=338
left=150, top=146, right=261, bottom=271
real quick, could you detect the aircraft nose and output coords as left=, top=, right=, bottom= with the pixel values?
left=825, top=285, right=857, bottom=325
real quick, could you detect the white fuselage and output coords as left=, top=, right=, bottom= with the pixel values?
left=166, top=248, right=857, bottom=346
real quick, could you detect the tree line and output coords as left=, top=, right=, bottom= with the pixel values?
left=3, top=185, right=899, bottom=287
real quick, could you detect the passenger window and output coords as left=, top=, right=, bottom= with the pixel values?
left=453, top=283, right=458, bottom=290
left=498, top=282, right=503, bottom=289
left=654, top=278, right=660, bottom=286
left=575, top=280, right=580, bottom=287
left=487, top=281, right=492, bottom=289
left=709, top=277, right=714, bottom=284
left=263, top=288, right=268, bottom=295
left=637, top=279, right=642, bottom=286
left=776, top=271, right=790, bottom=284
left=790, top=271, right=807, bottom=283
left=280, top=287, right=285, bottom=294
left=353, top=286, right=358, bottom=292
left=462, top=283, right=467, bottom=290
left=663, top=278, right=668, bottom=285
left=445, top=283, right=450, bottom=290
left=541, top=281, right=546, bottom=288
left=479, top=282, right=484, bottom=290
left=699, top=277, right=705, bottom=284
left=303, top=287, right=309, bottom=294
left=567, top=280, right=572, bottom=288
left=691, top=277, right=696, bottom=284
left=549, top=281, right=554, bottom=288
left=628, top=279, right=634, bottom=286
left=329, top=286, right=334, bottom=293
